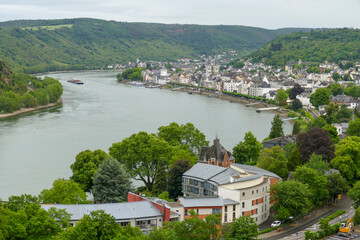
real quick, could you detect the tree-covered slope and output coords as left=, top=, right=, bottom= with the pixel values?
left=0, top=18, right=308, bottom=73
left=249, top=28, right=360, bottom=66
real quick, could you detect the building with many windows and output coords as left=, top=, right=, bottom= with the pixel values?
left=182, top=163, right=281, bottom=225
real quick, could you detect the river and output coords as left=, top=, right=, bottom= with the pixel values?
left=0, top=70, right=292, bottom=200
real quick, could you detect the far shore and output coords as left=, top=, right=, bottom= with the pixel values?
left=32, top=69, right=122, bottom=76
left=0, top=99, right=62, bottom=119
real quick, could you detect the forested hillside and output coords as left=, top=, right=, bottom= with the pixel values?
left=249, top=28, right=360, bottom=66
left=0, top=18, right=309, bottom=73
left=0, top=60, right=62, bottom=113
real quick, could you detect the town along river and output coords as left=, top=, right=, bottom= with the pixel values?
left=0, top=71, right=292, bottom=200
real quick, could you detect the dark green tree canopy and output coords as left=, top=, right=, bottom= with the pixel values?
left=268, top=114, right=284, bottom=139
left=289, top=83, right=304, bottom=100
left=347, top=118, right=360, bottom=137
left=310, top=88, right=330, bottom=108
left=167, top=159, right=192, bottom=200
left=92, top=158, right=132, bottom=203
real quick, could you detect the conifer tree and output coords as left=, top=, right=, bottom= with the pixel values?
left=269, top=114, right=284, bottom=139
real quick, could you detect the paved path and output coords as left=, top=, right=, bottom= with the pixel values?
left=259, top=195, right=353, bottom=240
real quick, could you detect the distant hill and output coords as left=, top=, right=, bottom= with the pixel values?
left=0, top=18, right=310, bottom=73
left=248, top=28, right=360, bottom=67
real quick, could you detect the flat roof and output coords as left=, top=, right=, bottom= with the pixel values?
left=179, top=196, right=223, bottom=208
left=41, top=201, right=162, bottom=221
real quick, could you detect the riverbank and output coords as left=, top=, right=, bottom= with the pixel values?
left=0, top=99, right=62, bottom=119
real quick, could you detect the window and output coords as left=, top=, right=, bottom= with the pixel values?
left=263, top=187, right=264, bottom=192
left=242, top=202, right=245, bottom=208
left=185, top=210, right=188, bottom=216
left=233, top=205, right=236, bottom=211
left=120, top=222, right=130, bottom=228
left=225, top=206, right=227, bottom=212
left=212, top=208, right=221, bottom=214
left=233, top=212, right=236, bottom=219
left=242, top=212, right=244, bottom=216
left=242, top=192, right=245, bottom=197
left=224, top=213, right=227, bottom=222
left=256, top=189, right=258, bottom=193
left=196, top=209, right=199, bottom=214
left=256, top=217, right=257, bottom=222
left=252, top=190, right=254, bottom=195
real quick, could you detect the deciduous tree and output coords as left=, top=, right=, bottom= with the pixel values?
left=289, top=83, right=304, bottom=100
left=347, top=118, right=360, bottom=137
left=257, top=146, right=288, bottom=179
left=223, top=216, right=258, bottom=240
left=310, top=88, right=331, bottom=108
left=233, top=131, right=262, bottom=164
left=168, top=159, right=192, bottom=200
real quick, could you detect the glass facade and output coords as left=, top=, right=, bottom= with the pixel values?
left=182, top=177, right=218, bottom=196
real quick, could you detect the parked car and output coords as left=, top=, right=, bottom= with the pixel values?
left=271, top=220, right=282, bottom=228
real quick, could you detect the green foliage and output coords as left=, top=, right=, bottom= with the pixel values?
left=329, top=83, right=345, bottom=96
left=116, top=73, right=123, bottom=81
left=152, top=161, right=168, bottom=195
left=326, top=172, right=349, bottom=202
left=227, top=59, right=245, bottom=69
left=293, top=166, right=329, bottom=206
left=275, top=206, right=291, bottom=222
left=271, top=180, right=313, bottom=218
left=332, top=73, right=341, bottom=82
left=168, top=159, right=192, bottom=200
left=310, top=88, right=331, bottom=108
left=249, top=29, right=360, bottom=67
left=157, top=122, right=208, bottom=155
left=232, top=131, right=262, bottom=164
left=324, top=102, right=339, bottom=124
left=223, top=216, right=258, bottom=240
left=323, top=124, right=339, bottom=143
left=287, top=147, right=302, bottom=171
left=344, top=85, right=360, bottom=98
left=70, top=149, right=109, bottom=192
left=257, top=146, right=288, bottom=179
left=292, top=120, right=301, bottom=135
left=268, top=114, right=284, bottom=139
left=291, top=99, right=302, bottom=111
left=354, top=207, right=360, bottom=226
left=121, top=67, right=144, bottom=81
left=92, top=158, right=132, bottom=203
left=289, top=83, right=304, bottom=100
left=275, top=89, right=288, bottom=106
left=47, top=207, right=72, bottom=229
left=109, top=131, right=172, bottom=191
left=331, top=136, right=360, bottom=184
left=347, top=118, right=360, bottom=137
left=304, top=153, right=330, bottom=175
left=38, top=178, right=89, bottom=204
left=0, top=18, right=305, bottom=73
left=348, top=181, right=360, bottom=209
left=62, top=210, right=121, bottom=240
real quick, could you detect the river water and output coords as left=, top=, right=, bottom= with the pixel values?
left=0, top=71, right=292, bottom=200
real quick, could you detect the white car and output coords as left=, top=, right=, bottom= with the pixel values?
left=271, top=220, right=282, bottom=228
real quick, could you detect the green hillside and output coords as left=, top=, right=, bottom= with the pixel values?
left=249, top=28, right=360, bottom=67
left=0, top=18, right=309, bottom=73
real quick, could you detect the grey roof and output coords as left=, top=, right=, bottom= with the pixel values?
left=179, top=196, right=223, bottom=208
left=199, top=138, right=235, bottom=163
left=41, top=201, right=162, bottom=221
left=183, top=163, right=228, bottom=181
left=209, top=167, right=243, bottom=185
left=223, top=198, right=239, bottom=205
left=231, top=163, right=282, bottom=180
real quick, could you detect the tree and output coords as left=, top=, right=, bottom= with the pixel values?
left=324, top=102, right=339, bottom=124
left=92, top=158, right=132, bottom=203
left=287, top=147, right=302, bottom=171
left=152, top=161, right=168, bottom=195
left=292, top=120, right=301, bottom=135
left=296, top=127, right=335, bottom=163
left=293, top=166, right=329, bottom=206
left=109, top=131, right=172, bottom=191
left=326, top=172, right=349, bottom=203
left=348, top=181, right=360, bottom=209
left=310, top=88, right=331, bottom=108
left=312, top=117, right=327, bottom=128
left=347, top=118, right=360, bottom=137
left=354, top=207, right=360, bottom=226
left=39, top=178, right=88, bottom=204
left=329, top=83, right=345, bottom=96
left=289, top=83, right=304, bottom=100
left=223, top=216, right=258, bottom=240
left=62, top=210, right=121, bottom=240
left=337, top=104, right=352, bottom=122
left=168, top=159, right=192, bottom=200
left=343, top=73, right=352, bottom=81
left=70, top=149, right=108, bottom=192
left=157, top=122, right=208, bottom=155
left=47, top=207, right=72, bottom=229
left=332, top=73, right=341, bottom=82
left=331, top=136, right=360, bottom=183
left=232, top=131, right=262, bottom=164
left=323, top=124, right=339, bottom=144
left=291, top=99, right=303, bottom=111
left=257, top=146, right=288, bottom=179
left=304, top=153, right=329, bottom=175
left=271, top=180, right=313, bottom=218
left=268, top=114, right=284, bottom=139
left=275, top=89, right=288, bottom=106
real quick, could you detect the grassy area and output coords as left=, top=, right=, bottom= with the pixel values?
left=21, top=24, right=73, bottom=31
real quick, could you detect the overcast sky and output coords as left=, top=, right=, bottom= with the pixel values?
left=0, top=0, right=359, bottom=29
